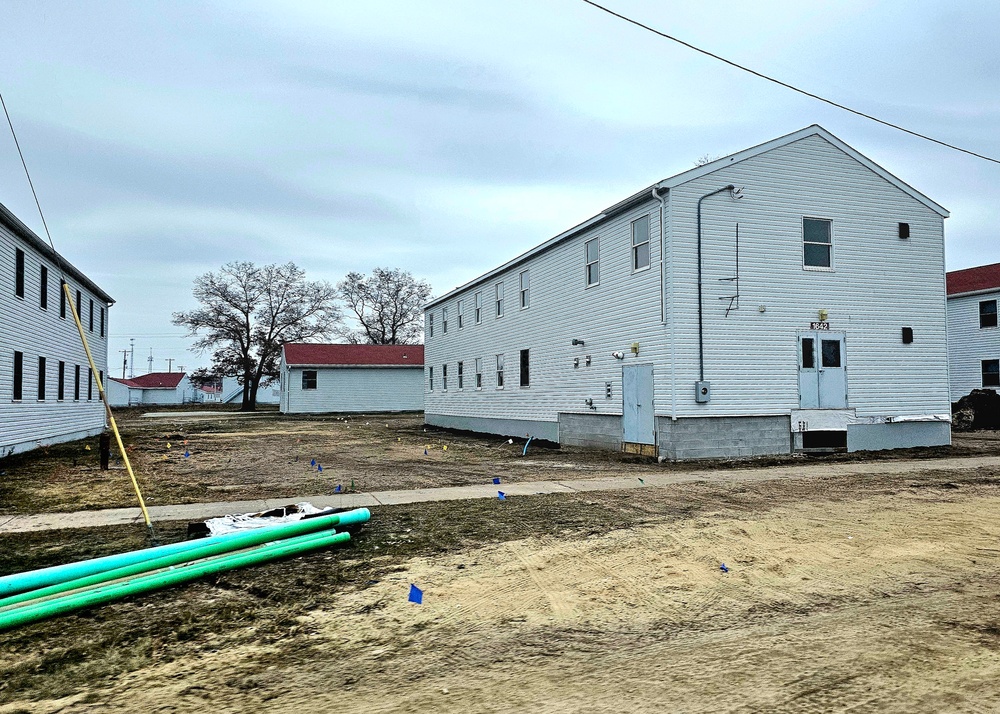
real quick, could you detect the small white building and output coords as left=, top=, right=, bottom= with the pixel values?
left=279, top=344, right=424, bottom=414
left=0, top=202, right=112, bottom=456
left=106, top=372, right=195, bottom=407
left=423, top=125, right=952, bottom=458
left=946, top=263, right=1000, bottom=401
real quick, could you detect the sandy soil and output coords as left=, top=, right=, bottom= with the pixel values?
left=4, top=469, right=1000, bottom=713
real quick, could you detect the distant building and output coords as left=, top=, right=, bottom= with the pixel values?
left=424, top=125, right=951, bottom=457
left=0, top=202, right=112, bottom=456
left=279, top=343, right=424, bottom=414
left=220, top=376, right=280, bottom=405
left=946, top=262, right=1000, bottom=401
left=106, top=372, right=194, bottom=406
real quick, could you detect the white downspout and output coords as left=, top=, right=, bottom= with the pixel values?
left=652, top=187, right=667, bottom=325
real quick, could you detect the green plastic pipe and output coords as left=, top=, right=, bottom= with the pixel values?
left=0, top=527, right=341, bottom=611
left=0, top=508, right=370, bottom=599
left=0, top=530, right=351, bottom=632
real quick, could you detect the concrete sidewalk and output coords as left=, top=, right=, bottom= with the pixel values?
left=3, top=454, right=999, bottom=535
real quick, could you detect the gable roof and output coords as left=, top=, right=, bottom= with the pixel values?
left=110, top=372, right=186, bottom=389
left=425, top=124, right=947, bottom=309
left=947, top=263, right=1000, bottom=297
left=283, top=343, right=424, bottom=367
left=0, top=201, right=114, bottom=304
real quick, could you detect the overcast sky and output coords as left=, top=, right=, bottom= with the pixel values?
left=1, top=1, right=998, bottom=375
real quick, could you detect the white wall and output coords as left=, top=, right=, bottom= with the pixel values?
left=282, top=366, right=423, bottom=413
left=423, top=132, right=949, bottom=429
left=0, top=225, right=109, bottom=455
left=947, top=290, right=1000, bottom=401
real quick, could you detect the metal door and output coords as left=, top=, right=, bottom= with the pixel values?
left=623, top=364, right=655, bottom=444
left=798, top=333, right=847, bottom=408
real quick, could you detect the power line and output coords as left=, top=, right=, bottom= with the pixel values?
left=580, top=0, right=1000, bottom=165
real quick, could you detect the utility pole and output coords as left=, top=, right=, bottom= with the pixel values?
left=119, top=349, right=129, bottom=378
left=129, top=339, right=135, bottom=378
left=148, top=349, right=153, bottom=374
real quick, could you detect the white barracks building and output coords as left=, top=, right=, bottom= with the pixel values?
left=423, top=125, right=951, bottom=459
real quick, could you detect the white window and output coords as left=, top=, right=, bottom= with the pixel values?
left=474, top=291, right=482, bottom=324
left=428, top=312, right=434, bottom=337
left=496, top=354, right=504, bottom=389
left=457, top=299, right=464, bottom=329
left=585, top=237, right=600, bottom=286
left=443, top=307, right=449, bottom=334
left=519, top=270, right=529, bottom=309
left=803, top=218, right=833, bottom=268
left=457, top=361, right=464, bottom=389
left=475, top=357, right=483, bottom=390
left=632, top=215, right=650, bottom=271
left=428, top=366, right=434, bottom=391
left=442, top=364, right=448, bottom=390
left=495, top=282, right=504, bottom=318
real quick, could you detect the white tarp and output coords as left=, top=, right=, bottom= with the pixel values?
left=203, top=502, right=327, bottom=536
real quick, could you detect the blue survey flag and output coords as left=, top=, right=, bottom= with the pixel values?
left=317, top=465, right=323, bottom=472
left=335, top=484, right=342, bottom=493
left=408, top=584, right=423, bottom=604
left=498, top=491, right=506, bottom=500
left=720, top=563, right=729, bottom=573
left=492, top=477, right=501, bottom=485
left=310, top=459, right=316, bottom=467
left=184, top=450, right=190, bottom=458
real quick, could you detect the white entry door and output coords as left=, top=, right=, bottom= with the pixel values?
left=622, top=364, right=655, bottom=444
left=798, top=333, right=847, bottom=409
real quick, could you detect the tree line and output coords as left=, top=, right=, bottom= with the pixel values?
left=172, top=262, right=431, bottom=410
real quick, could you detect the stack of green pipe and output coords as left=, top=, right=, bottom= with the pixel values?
left=0, top=507, right=370, bottom=632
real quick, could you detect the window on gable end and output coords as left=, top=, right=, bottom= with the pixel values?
left=585, top=238, right=600, bottom=286
left=803, top=218, right=833, bottom=268
left=519, top=270, right=529, bottom=309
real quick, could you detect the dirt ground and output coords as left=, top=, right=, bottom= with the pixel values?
left=2, top=413, right=1000, bottom=712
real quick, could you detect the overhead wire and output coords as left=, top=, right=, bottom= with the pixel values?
left=580, top=0, right=1000, bottom=166
left=0, top=91, right=155, bottom=540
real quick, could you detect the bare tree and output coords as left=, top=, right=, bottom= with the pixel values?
left=694, top=153, right=722, bottom=166
left=173, top=262, right=340, bottom=411
left=337, top=267, right=431, bottom=345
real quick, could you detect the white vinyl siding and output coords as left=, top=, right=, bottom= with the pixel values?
left=0, top=219, right=110, bottom=455
left=282, top=366, right=424, bottom=413
left=948, top=289, right=1000, bottom=400
left=423, top=132, right=948, bottom=431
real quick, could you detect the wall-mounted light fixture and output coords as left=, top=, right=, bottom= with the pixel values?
left=611, top=351, right=625, bottom=360
left=818, top=309, right=829, bottom=321
left=571, top=338, right=585, bottom=346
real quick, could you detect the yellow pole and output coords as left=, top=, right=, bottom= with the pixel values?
left=63, top=282, right=153, bottom=532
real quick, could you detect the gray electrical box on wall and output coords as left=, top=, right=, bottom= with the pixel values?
left=695, top=381, right=711, bottom=403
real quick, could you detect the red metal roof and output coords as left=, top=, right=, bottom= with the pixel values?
left=110, top=372, right=187, bottom=389
left=283, top=343, right=424, bottom=366
left=947, top=263, right=1000, bottom=296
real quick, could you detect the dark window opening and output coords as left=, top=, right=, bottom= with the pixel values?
left=13, top=351, right=23, bottom=400
left=821, top=340, right=841, bottom=368
left=519, top=349, right=530, bottom=387
left=58, top=361, right=65, bottom=400
left=87, top=367, right=93, bottom=401
left=100, top=307, right=105, bottom=337
left=984, top=360, right=1000, bottom=388
left=801, top=338, right=815, bottom=368
left=40, top=266, right=48, bottom=309
left=902, top=327, right=913, bottom=344
left=15, top=249, right=25, bottom=298
left=301, top=370, right=317, bottom=390
left=74, top=364, right=81, bottom=400
left=38, top=356, right=46, bottom=400
left=60, top=281, right=67, bottom=318
left=980, top=300, right=998, bottom=329
left=898, top=222, right=910, bottom=239
left=89, top=299, right=94, bottom=332
left=76, top=290, right=82, bottom=320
